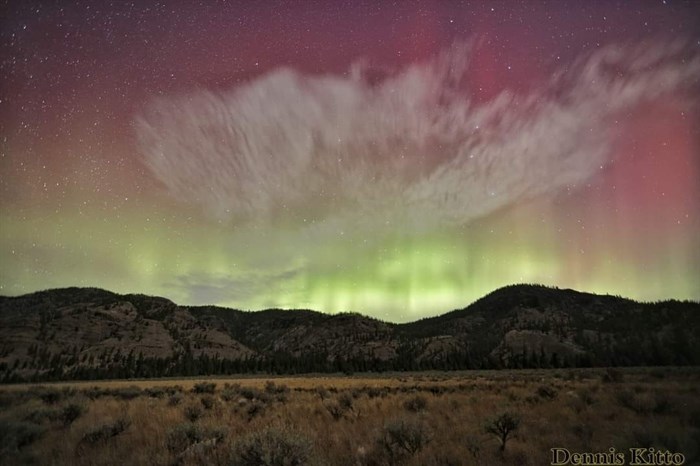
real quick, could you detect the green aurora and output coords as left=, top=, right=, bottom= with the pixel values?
left=2, top=2, right=699, bottom=322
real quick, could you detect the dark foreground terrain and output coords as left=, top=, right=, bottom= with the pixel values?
left=1, top=368, right=699, bottom=465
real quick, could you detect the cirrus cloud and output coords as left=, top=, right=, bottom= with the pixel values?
left=135, top=39, right=700, bottom=231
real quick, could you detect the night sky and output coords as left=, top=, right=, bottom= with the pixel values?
left=1, top=1, right=699, bottom=322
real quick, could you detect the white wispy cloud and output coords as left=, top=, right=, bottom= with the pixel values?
left=136, top=39, right=700, bottom=231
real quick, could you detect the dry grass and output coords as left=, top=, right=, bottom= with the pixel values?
left=0, top=368, right=698, bottom=465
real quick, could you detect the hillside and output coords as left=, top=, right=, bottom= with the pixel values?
left=0, top=284, right=698, bottom=382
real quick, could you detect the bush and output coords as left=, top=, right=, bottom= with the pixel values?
left=168, top=392, right=185, bottom=406
left=616, top=390, right=668, bottom=415
left=192, top=382, right=217, bottom=394
left=166, top=423, right=227, bottom=453
left=164, top=385, right=184, bottom=395
left=80, top=418, right=130, bottom=444
left=23, top=407, right=59, bottom=424
left=221, top=388, right=238, bottom=402
left=240, top=387, right=268, bottom=401
left=82, top=386, right=108, bottom=400
left=246, top=400, right=266, bottom=421
left=39, top=389, right=63, bottom=405
left=377, top=417, right=432, bottom=463
left=324, top=402, right=345, bottom=421
left=109, top=386, right=143, bottom=400
left=59, top=402, right=87, bottom=426
left=403, top=395, right=428, bottom=412
left=0, top=391, right=23, bottom=409
left=201, top=396, right=215, bottom=410
left=338, top=393, right=353, bottom=411
left=484, top=412, right=521, bottom=453
left=23, top=402, right=87, bottom=427
left=0, top=420, right=46, bottom=452
left=229, top=425, right=313, bottom=466
left=323, top=393, right=355, bottom=421
left=428, top=385, right=446, bottom=396
left=264, top=381, right=289, bottom=395
left=146, top=387, right=166, bottom=398
left=167, top=423, right=201, bottom=453
left=366, top=387, right=385, bottom=399
left=314, top=387, right=329, bottom=401
left=184, top=404, right=204, bottom=422
left=536, top=385, right=557, bottom=400
left=383, top=417, right=431, bottom=454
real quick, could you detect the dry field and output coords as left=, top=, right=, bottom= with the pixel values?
left=1, top=368, right=698, bottom=465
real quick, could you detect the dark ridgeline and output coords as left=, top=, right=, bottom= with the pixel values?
left=0, top=284, right=698, bottom=382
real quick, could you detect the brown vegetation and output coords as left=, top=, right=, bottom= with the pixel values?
left=0, top=367, right=698, bottom=465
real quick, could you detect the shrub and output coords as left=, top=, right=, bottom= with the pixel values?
left=82, top=386, right=108, bottom=400
left=484, top=412, right=521, bottom=453
left=0, top=391, right=24, bottom=409
left=23, top=402, right=87, bottom=427
left=168, top=392, right=185, bottom=406
left=59, top=402, right=87, bottom=426
left=221, top=388, right=238, bottom=402
left=146, top=387, right=166, bottom=398
left=377, top=417, right=432, bottom=463
left=192, top=382, right=217, bottom=394
left=324, top=393, right=355, bottom=421
left=403, top=395, right=428, bottom=413
left=240, top=387, right=268, bottom=401
left=166, top=423, right=227, bottom=453
left=80, top=418, right=130, bottom=444
left=366, top=387, right=385, bottom=398
left=23, top=407, right=59, bottom=424
left=428, top=385, right=446, bottom=396
left=324, top=402, right=345, bottom=421
left=184, top=404, right=204, bottom=422
left=201, top=396, right=215, bottom=410
left=616, top=390, right=667, bottom=415
left=229, top=425, right=313, bottom=466
left=164, top=385, right=184, bottom=395
left=314, top=387, right=329, bottom=401
left=246, top=400, right=266, bottom=421
left=536, top=385, right=557, bottom=400
left=39, top=389, right=63, bottom=405
left=465, top=435, right=481, bottom=460
left=0, top=420, right=46, bottom=452
left=264, top=381, right=289, bottom=395
left=338, top=393, right=353, bottom=411
left=109, top=386, right=143, bottom=400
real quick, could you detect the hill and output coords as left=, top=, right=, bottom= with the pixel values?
left=0, top=284, right=698, bottom=382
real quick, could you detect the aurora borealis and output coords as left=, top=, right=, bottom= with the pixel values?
left=1, top=1, right=699, bottom=322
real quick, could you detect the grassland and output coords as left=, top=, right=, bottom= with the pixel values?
left=1, top=368, right=698, bottom=465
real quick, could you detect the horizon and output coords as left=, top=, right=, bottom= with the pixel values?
left=1, top=1, right=699, bottom=323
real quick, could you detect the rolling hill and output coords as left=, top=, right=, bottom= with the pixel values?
left=0, top=284, right=698, bottom=382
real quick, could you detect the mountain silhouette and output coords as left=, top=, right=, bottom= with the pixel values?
left=1, top=284, right=698, bottom=382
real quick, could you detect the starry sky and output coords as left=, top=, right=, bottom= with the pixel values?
left=1, top=1, right=699, bottom=322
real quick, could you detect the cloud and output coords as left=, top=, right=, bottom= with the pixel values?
left=167, top=268, right=302, bottom=306
left=135, top=39, right=700, bottom=231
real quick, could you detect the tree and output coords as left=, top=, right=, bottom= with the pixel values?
left=484, top=412, right=521, bottom=453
